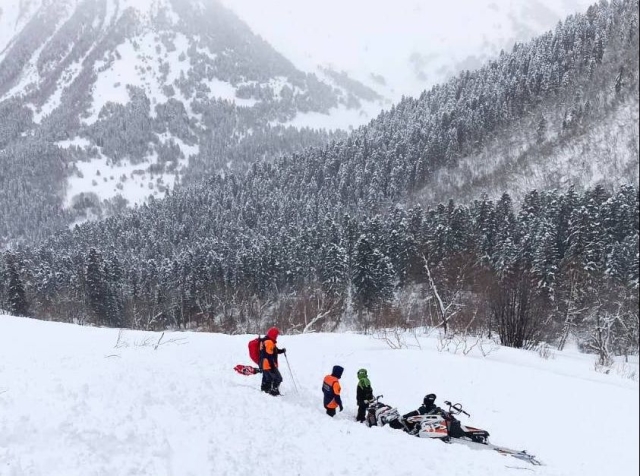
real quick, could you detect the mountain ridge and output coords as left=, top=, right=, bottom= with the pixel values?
left=0, top=0, right=373, bottom=243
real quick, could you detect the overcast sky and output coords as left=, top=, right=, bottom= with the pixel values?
left=220, top=0, right=595, bottom=100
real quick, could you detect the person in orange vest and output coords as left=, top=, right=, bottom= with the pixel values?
left=260, top=327, right=286, bottom=396
left=322, top=365, right=344, bottom=417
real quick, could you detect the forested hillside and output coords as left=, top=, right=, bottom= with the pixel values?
left=0, top=0, right=357, bottom=245
left=1, top=1, right=638, bottom=366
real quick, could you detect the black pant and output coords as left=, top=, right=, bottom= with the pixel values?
left=262, top=368, right=283, bottom=394
left=356, top=404, right=367, bottom=422
left=326, top=407, right=336, bottom=417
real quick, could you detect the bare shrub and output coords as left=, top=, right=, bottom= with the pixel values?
left=536, top=342, right=555, bottom=360
left=594, top=359, right=613, bottom=374
left=488, top=268, right=547, bottom=349
left=437, top=331, right=498, bottom=357
left=613, top=362, right=639, bottom=381
left=374, top=327, right=422, bottom=350
left=111, top=330, right=188, bottom=349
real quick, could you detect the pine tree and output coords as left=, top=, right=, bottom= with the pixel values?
left=532, top=221, right=559, bottom=296
left=85, top=248, right=109, bottom=325
left=6, top=255, right=28, bottom=316
left=319, top=241, right=347, bottom=297
left=471, top=194, right=496, bottom=264
left=492, top=192, right=518, bottom=277
left=352, top=235, right=394, bottom=312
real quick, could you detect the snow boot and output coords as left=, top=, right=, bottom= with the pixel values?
left=269, top=384, right=281, bottom=396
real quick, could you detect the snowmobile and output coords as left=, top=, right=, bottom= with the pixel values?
left=364, top=395, right=405, bottom=430
left=405, top=400, right=490, bottom=443
left=408, top=401, right=542, bottom=465
left=365, top=396, right=543, bottom=466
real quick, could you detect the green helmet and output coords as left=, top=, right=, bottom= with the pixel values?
left=357, top=368, right=368, bottom=379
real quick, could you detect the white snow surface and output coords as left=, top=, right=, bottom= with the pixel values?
left=63, top=140, right=191, bottom=209
left=87, top=32, right=170, bottom=124
left=281, top=101, right=386, bottom=132
left=65, top=155, right=161, bottom=207
left=0, top=2, right=76, bottom=101
left=0, top=315, right=637, bottom=476
left=0, top=0, right=45, bottom=56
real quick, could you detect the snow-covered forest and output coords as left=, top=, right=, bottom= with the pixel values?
left=1, top=1, right=638, bottom=368
left=2, top=185, right=637, bottom=362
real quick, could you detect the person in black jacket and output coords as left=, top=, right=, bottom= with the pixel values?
left=402, top=393, right=440, bottom=434
left=356, top=368, right=374, bottom=422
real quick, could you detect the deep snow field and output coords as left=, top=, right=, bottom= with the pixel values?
left=0, top=315, right=637, bottom=476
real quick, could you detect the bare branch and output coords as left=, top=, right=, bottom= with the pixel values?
left=154, top=332, right=165, bottom=350
left=114, top=328, right=128, bottom=349
left=303, top=310, right=331, bottom=334
left=422, top=254, right=450, bottom=334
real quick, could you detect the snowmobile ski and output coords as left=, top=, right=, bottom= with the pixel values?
left=444, top=437, right=543, bottom=466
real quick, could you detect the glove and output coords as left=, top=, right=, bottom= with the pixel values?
left=339, top=404, right=344, bottom=412
left=280, top=348, right=286, bottom=354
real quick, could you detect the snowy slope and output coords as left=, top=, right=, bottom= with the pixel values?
left=420, top=95, right=640, bottom=205
left=0, top=0, right=362, bottom=219
left=0, top=0, right=48, bottom=56
left=0, top=315, right=637, bottom=476
left=220, top=0, right=596, bottom=105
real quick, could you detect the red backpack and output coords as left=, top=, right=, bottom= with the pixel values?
left=248, top=336, right=262, bottom=365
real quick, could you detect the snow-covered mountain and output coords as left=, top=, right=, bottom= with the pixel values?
left=0, top=0, right=366, bottom=122
left=0, top=0, right=372, bottom=242
left=0, top=0, right=597, bottom=219
left=1, top=315, right=638, bottom=475
left=220, top=0, right=598, bottom=107
left=1, top=0, right=636, bottom=247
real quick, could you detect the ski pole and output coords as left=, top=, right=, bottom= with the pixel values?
left=284, top=353, right=300, bottom=394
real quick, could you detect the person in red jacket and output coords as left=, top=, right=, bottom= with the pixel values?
left=322, top=365, right=344, bottom=416
left=259, top=327, right=286, bottom=396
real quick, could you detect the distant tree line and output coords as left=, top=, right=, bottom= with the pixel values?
left=1, top=185, right=637, bottom=361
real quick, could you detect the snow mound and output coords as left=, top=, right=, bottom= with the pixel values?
left=0, top=316, right=637, bottom=476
